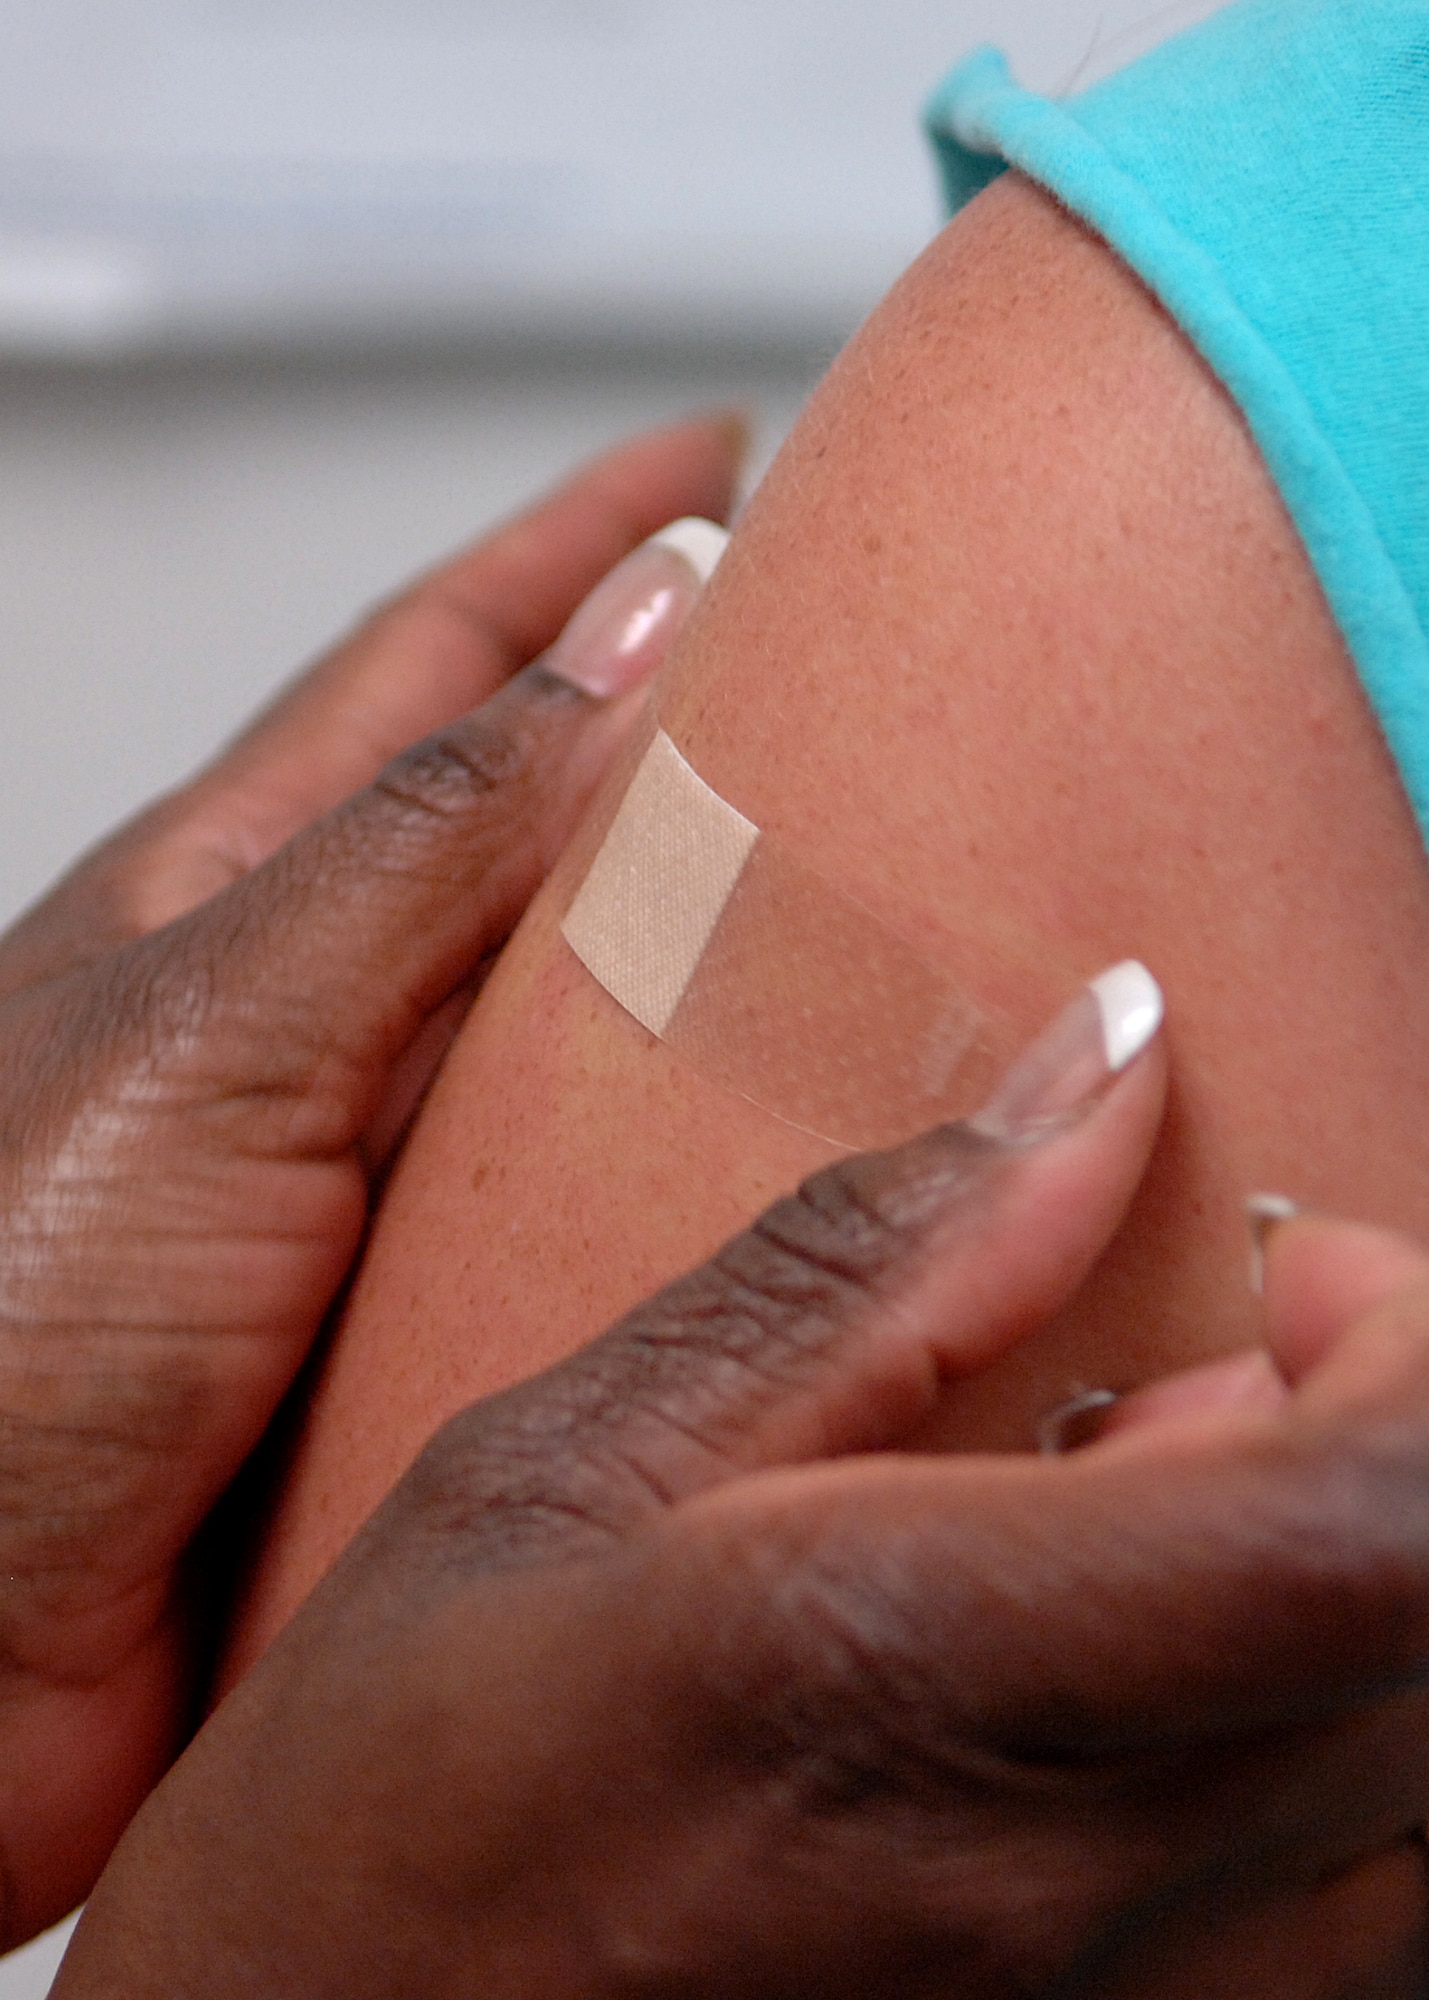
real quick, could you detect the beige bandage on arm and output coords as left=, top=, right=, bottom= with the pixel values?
left=563, top=728, right=760, bottom=1037
left=562, top=726, right=1083, bottom=1151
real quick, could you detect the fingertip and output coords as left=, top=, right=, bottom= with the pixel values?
left=702, top=406, right=755, bottom=478
left=1098, top=1348, right=1288, bottom=1443
left=1262, top=1213, right=1429, bottom=1383
left=665, top=403, right=752, bottom=464
left=589, top=410, right=751, bottom=534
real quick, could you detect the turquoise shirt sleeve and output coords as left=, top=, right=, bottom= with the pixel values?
left=925, top=2, right=1429, bottom=848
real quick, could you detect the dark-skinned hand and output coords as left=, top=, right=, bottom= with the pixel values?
left=0, top=412, right=743, bottom=1944
left=52, top=993, right=1429, bottom=1997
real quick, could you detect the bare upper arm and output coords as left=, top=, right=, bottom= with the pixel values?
left=225, top=173, right=1429, bottom=1673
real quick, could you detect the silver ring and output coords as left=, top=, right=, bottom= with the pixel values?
left=1036, top=1388, right=1121, bottom=1457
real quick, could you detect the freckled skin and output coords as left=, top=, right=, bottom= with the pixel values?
left=224, top=174, right=1429, bottom=1680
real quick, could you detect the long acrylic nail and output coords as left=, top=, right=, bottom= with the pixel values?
left=541, top=517, right=730, bottom=700
left=970, top=960, right=1164, bottom=1143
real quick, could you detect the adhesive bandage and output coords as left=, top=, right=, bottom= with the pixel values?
left=561, top=726, right=1082, bottom=1150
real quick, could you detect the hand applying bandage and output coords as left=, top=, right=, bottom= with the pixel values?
left=56, top=966, right=1429, bottom=1998
left=0, top=415, right=739, bottom=1948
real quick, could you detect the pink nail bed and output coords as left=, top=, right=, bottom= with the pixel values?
left=542, top=519, right=729, bottom=700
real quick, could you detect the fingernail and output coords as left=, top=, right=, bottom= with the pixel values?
left=1246, top=1191, right=1299, bottom=1295
left=970, top=960, right=1164, bottom=1142
left=649, top=516, right=731, bottom=584
left=542, top=518, right=730, bottom=700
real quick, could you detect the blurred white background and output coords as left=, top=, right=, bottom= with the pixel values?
left=0, top=2, right=1220, bottom=1989
left=0, top=345, right=817, bottom=925
left=0, top=0, right=1215, bottom=357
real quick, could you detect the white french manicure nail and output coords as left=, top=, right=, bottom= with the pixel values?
left=650, top=516, right=731, bottom=584
left=1091, top=960, right=1166, bottom=1073
left=970, top=959, right=1164, bottom=1142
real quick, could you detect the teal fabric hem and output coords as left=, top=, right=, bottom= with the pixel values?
left=925, top=47, right=1429, bottom=847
